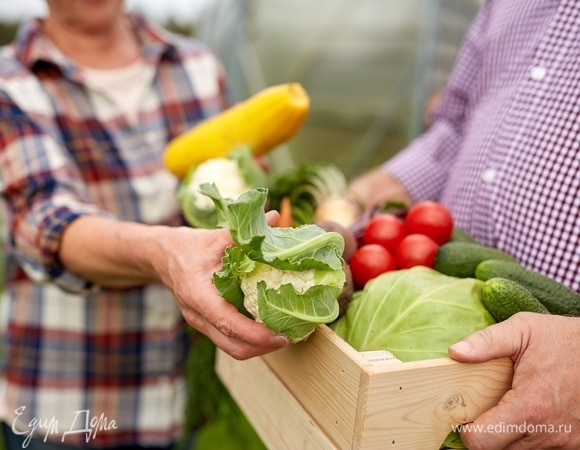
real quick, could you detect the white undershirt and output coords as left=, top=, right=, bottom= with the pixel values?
left=42, top=36, right=152, bottom=125
left=82, top=60, right=154, bottom=125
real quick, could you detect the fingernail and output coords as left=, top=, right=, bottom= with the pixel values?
left=270, top=334, right=290, bottom=346
left=450, top=340, right=472, bottom=354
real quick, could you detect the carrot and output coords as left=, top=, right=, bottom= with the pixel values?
left=277, top=196, right=294, bottom=227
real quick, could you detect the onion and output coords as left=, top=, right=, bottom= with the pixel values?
left=314, top=195, right=361, bottom=229
left=316, top=220, right=358, bottom=263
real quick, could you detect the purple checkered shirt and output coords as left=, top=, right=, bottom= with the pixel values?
left=386, top=0, right=579, bottom=292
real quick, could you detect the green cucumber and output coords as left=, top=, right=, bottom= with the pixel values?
left=433, top=242, right=516, bottom=278
left=481, top=277, right=550, bottom=322
left=475, top=259, right=580, bottom=316
left=449, top=227, right=478, bottom=243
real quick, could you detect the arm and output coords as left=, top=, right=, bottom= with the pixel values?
left=59, top=213, right=290, bottom=360
left=348, top=5, right=488, bottom=208
left=0, top=90, right=288, bottom=360
left=449, top=312, right=580, bottom=449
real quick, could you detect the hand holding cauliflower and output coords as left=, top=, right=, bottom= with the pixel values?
left=202, top=184, right=346, bottom=342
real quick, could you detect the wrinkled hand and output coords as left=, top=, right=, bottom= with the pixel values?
left=449, top=312, right=580, bottom=450
left=155, top=212, right=290, bottom=360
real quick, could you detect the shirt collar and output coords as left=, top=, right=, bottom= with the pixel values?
left=12, top=14, right=178, bottom=79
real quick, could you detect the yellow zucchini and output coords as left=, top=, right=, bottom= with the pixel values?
left=163, top=83, right=310, bottom=178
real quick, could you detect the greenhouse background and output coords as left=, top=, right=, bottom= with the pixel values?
left=195, top=0, right=480, bottom=176
left=0, top=1, right=481, bottom=448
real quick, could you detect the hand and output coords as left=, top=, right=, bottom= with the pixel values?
left=155, top=211, right=290, bottom=360
left=449, top=312, right=580, bottom=450
left=348, top=168, right=412, bottom=212
left=58, top=212, right=289, bottom=359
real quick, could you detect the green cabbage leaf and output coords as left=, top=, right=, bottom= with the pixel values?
left=332, top=266, right=495, bottom=361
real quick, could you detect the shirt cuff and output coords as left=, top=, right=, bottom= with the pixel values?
left=20, top=206, right=116, bottom=295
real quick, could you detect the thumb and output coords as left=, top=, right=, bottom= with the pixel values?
left=265, top=210, right=280, bottom=227
left=449, top=314, right=529, bottom=363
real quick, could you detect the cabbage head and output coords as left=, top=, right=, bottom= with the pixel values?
left=332, top=266, right=495, bottom=361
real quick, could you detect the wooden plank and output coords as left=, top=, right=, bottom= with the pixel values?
left=215, top=349, right=337, bottom=450
left=262, top=325, right=367, bottom=449
left=355, top=357, right=513, bottom=449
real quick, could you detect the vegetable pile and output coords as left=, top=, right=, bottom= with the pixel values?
left=164, top=85, right=579, bottom=449
left=267, top=162, right=361, bottom=229
left=350, top=200, right=454, bottom=288
left=348, top=201, right=580, bottom=321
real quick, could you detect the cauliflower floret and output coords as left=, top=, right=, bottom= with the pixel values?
left=240, top=263, right=317, bottom=321
left=188, top=158, right=250, bottom=209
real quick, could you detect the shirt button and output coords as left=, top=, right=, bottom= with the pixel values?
left=530, top=66, right=546, bottom=81
left=482, top=168, right=496, bottom=184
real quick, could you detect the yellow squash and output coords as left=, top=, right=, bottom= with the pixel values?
left=163, top=83, right=310, bottom=179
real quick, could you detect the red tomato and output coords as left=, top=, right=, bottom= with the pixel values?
left=350, top=244, right=397, bottom=288
left=363, top=213, right=406, bottom=252
left=404, top=201, right=454, bottom=244
left=395, top=234, right=439, bottom=269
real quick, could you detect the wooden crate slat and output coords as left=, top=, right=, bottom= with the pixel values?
left=216, top=349, right=337, bottom=449
left=355, top=357, right=513, bottom=449
left=262, top=325, right=367, bottom=449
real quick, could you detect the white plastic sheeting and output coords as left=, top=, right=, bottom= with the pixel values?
left=196, top=0, right=481, bottom=176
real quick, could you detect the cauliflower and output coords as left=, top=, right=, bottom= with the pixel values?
left=188, top=158, right=250, bottom=210
left=206, top=185, right=346, bottom=342
left=179, top=146, right=268, bottom=229
left=240, top=263, right=320, bottom=320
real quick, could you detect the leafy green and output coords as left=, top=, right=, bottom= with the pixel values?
left=255, top=280, right=341, bottom=340
left=202, top=184, right=345, bottom=341
left=179, top=146, right=268, bottom=229
left=442, top=430, right=467, bottom=449
left=332, top=266, right=495, bottom=361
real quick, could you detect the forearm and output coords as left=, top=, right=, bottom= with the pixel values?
left=350, top=11, right=482, bottom=208
left=58, top=215, right=166, bottom=287
left=56, top=206, right=288, bottom=359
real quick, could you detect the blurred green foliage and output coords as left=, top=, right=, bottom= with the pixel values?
left=0, top=19, right=192, bottom=47
left=180, top=331, right=266, bottom=450
left=0, top=23, right=18, bottom=46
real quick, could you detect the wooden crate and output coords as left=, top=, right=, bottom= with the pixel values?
left=216, top=325, right=513, bottom=450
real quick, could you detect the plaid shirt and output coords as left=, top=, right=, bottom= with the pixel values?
left=0, top=15, right=228, bottom=447
left=387, top=0, right=580, bottom=292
